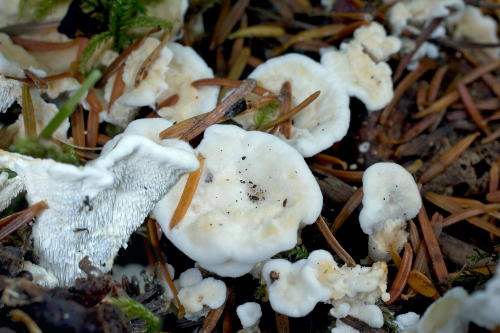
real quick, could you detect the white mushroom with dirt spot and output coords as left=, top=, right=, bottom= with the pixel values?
left=262, top=249, right=389, bottom=319
left=234, top=53, right=350, bottom=157
left=156, top=42, right=219, bottom=122
left=0, top=118, right=199, bottom=286
left=176, top=267, right=227, bottom=320
left=359, top=162, right=422, bottom=261
left=154, top=124, right=323, bottom=277
left=320, top=22, right=400, bottom=111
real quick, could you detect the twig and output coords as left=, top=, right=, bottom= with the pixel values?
left=317, top=216, right=356, bottom=266
left=331, top=187, right=363, bottom=233
left=311, top=164, right=363, bottom=182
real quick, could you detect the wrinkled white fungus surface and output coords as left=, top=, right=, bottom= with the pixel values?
left=262, top=250, right=389, bottom=318
left=0, top=118, right=198, bottom=286
left=154, top=124, right=322, bottom=277
left=157, top=43, right=219, bottom=122
left=359, top=162, right=421, bottom=261
left=236, top=53, right=350, bottom=157
left=352, top=22, right=401, bottom=62
left=0, top=33, right=45, bottom=77
left=177, top=268, right=227, bottom=320
left=103, top=37, right=173, bottom=127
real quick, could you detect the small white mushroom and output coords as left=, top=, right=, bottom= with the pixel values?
left=352, top=22, right=402, bottom=62
left=102, top=37, right=173, bottom=127
left=156, top=43, right=219, bottom=122
left=154, top=124, right=322, bottom=277
left=330, top=303, right=384, bottom=333
left=177, top=268, right=227, bottom=320
left=234, top=53, right=350, bottom=157
left=0, top=118, right=198, bottom=286
left=321, top=42, right=395, bottom=111
left=262, top=250, right=389, bottom=318
left=447, top=5, right=500, bottom=61
left=359, top=162, right=421, bottom=261
left=237, top=302, right=262, bottom=332
left=400, top=39, right=440, bottom=70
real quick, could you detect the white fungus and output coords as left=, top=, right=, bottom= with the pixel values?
left=359, top=162, right=421, bottom=261
left=154, top=124, right=323, bottom=277
left=102, top=37, right=173, bottom=127
left=156, top=43, right=219, bottom=122
left=0, top=118, right=198, bottom=286
left=262, top=249, right=389, bottom=318
left=396, top=312, right=420, bottom=332
left=237, top=302, right=262, bottom=331
left=236, top=53, right=350, bottom=157
left=177, top=268, right=227, bottom=320
left=352, top=22, right=401, bottom=62
left=0, top=171, right=24, bottom=212
left=320, top=43, right=393, bottom=111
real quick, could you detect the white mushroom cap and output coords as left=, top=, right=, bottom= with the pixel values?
left=0, top=118, right=198, bottom=286
left=448, top=5, right=499, bottom=60
left=237, top=53, right=350, bottom=157
left=359, top=162, right=421, bottom=235
left=352, top=22, right=401, bottom=62
left=321, top=42, right=394, bottom=111
left=154, top=124, right=322, bottom=277
left=157, top=43, right=219, bottom=122
left=396, top=312, right=420, bottom=332
left=417, top=287, right=469, bottom=333
left=236, top=302, right=262, bottom=329
left=102, top=37, right=173, bottom=126
left=177, top=268, right=227, bottom=320
left=262, top=250, right=389, bottom=318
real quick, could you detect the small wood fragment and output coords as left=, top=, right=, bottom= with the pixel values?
left=275, top=312, right=290, bottom=333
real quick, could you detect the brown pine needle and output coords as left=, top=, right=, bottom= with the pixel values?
left=277, top=81, right=292, bottom=138
left=108, top=65, right=125, bottom=110
left=317, top=216, right=356, bottom=266
left=427, top=65, right=449, bottom=103
left=325, top=21, right=368, bottom=43
left=393, top=17, right=443, bottom=82
left=489, top=162, right=499, bottom=193
left=481, top=128, right=500, bottom=144
left=85, top=89, right=102, bottom=148
left=408, top=220, right=421, bottom=251
left=311, top=164, right=363, bottom=182
left=21, top=84, right=37, bottom=137
left=457, top=83, right=490, bottom=134
left=160, top=79, right=257, bottom=141
left=215, top=0, right=250, bottom=47
left=312, top=154, right=348, bottom=170
left=228, top=15, right=247, bottom=66
left=210, top=0, right=231, bottom=50
left=146, top=218, right=184, bottom=317
left=425, top=192, right=500, bottom=236
left=169, top=155, right=205, bottom=230
left=331, top=187, right=363, bottom=233
left=380, top=59, right=436, bottom=125
left=6, top=71, right=73, bottom=84
left=407, top=270, right=439, bottom=298
left=200, top=302, right=227, bottom=333
left=418, top=207, right=449, bottom=285
left=415, top=59, right=500, bottom=118
left=442, top=204, right=500, bottom=226
left=258, top=90, right=320, bottom=131
left=157, top=94, right=180, bottom=110
left=24, top=69, right=47, bottom=89
left=419, top=132, right=479, bottom=184
left=71, top=106, right=86, bottom=147
left=0, top=201, right=47, bottom=241
left=96, top=28, right=159, bottom=88
left=487, top=191, right=500, bottom=203
left=220, top=46, right=250, bottom=98
left=192, top=77, right=273, bottom=96
left=387, top=243, right=413, bottom=305
left=135, top=30, right=170, bottom=87
left=340, top=315, right=386, bottom=333
left=11, top=36, right=76, bottom=51
left=416, top=81, right=429, bottom=112
left=397, top=114, right=438, bottom=144
left=414, top=240, right=432, bottom=277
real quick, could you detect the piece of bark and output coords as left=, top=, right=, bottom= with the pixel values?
left=439, top=232, right=494, bottom=268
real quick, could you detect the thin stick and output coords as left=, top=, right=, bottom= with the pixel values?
left=169, top=155, right=205, bottom=230
left=311, top=164, right=363, bottom=182
left=317, top=216, right=356, bottom=266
